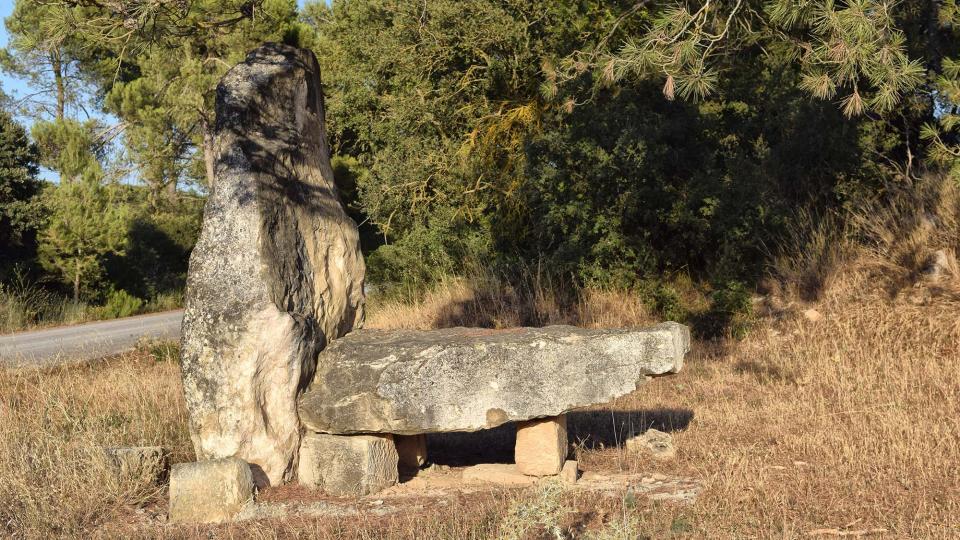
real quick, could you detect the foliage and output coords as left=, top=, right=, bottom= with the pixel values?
left=37, top=178, right=132, bottom=301
left=604, top=0, right=958, bottom=179
left=30, top=118, right=105, bottom=181
left=305, top=0, right=642, bottom=289
left=105, top=191, right=203, bottom=300
left=0, top=110, right=42, bottom=272
left=95, top=288, right=144, bottom=319
left=305, top=0, right=957, bottom=305
left=1, top=0, right=958, bottom=336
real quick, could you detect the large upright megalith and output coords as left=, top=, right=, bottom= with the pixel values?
left=180, top=44, right=365, bottom=486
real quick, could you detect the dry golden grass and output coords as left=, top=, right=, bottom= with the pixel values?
left=365, top=266, right=960, bottom=538
left=2, top=251, right=959, bottom=537
left=366, top=274, right=656, bottom=331
left=0, top=349, right=192, bottom=538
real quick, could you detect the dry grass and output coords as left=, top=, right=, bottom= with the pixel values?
left=366, top=273, right=656, bottom=331
left=0, top=349, right=192, bottom=538
left=2, top=179, right=959, bottom=537
left=366, top=266, right=960, bottom=538
left=2, top=267, right=955, bottom=538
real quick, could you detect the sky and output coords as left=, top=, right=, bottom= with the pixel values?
left=0, top=0, right=315, bottom=110
left=0, top=0, right=314, bottom=182
left=0, top=0, right=34, bottom=121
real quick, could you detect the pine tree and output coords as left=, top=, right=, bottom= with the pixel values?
left=38, top=177, right=130, bottom=301
left=0, top=110, right=42, bottom=263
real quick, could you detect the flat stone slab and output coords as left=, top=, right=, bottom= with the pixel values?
left=298, top=322, right=688, bottom=435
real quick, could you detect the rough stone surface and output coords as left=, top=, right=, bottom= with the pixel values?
left=461, top=464, right=537, bottom=486
left=299, top=323, right=688, bottom=435
left=298, top=433, right=398, bottom=496
left=560, top=460, right=579, bottom=484
left=180, top=43, right=365, bottom=486
left=625, top=429, right=676, bottom=460
left=168, top=457, right=255, bottom=524
left=515, top=415, right=568, bottom=476
left=922, top=249, right=957, bottom=281
left=103, top=446, right=168, bottom=484
left=395, top=434, right=428, bottom=470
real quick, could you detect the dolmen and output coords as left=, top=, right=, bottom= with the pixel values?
left=174, top=43, right=689, bottom=523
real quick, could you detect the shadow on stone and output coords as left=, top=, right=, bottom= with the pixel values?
left=420, top=407, right=694, bottom=468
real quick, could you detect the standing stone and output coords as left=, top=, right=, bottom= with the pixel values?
left=168, top=457, right=255, bottom=524
left=180, top=43, right=365, bottom=487
left=395, top=434, right=428, bottom=470
left=298, top=433, right=398, bottom=496
left=515, top=415, right=568, bottom=476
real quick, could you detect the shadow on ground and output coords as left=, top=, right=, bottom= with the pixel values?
left=425, top=407, right=694, bottom=467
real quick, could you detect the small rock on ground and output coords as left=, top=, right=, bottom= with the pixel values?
left=461, top=464, right=538, bottom=486
left=625, top=428, right=677, bottom=460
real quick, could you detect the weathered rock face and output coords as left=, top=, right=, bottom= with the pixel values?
left=298, top=433, right=399, bottom=496
left=299, top=323, right=688, bottom=435
left=515, top=415, right=568, bottom=476
left=168, top=457, right=255, bottom=524
left=180, top=43, right=365, bottom=486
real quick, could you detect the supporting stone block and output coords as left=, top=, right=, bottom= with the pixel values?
left=560, top=460, right=579, bottom=484
left=168, top=457, right=254, bottom=524
left=515, top=415, right=568, bottom=476
left=395, top=434, right=428, bottom=470
left=298, top=433, right=399, bottom=496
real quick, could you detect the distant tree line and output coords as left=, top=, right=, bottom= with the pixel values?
left=1, top=1, right=958, bottom=323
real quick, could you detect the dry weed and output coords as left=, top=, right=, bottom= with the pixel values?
left=0, top=351, right=191, bottom=538
left=2, top=257, right=958, bottom=538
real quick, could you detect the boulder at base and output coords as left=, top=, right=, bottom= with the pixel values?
left=298, top=323, right=688, bottom=435
left=180, top=43, right=365, bottom=486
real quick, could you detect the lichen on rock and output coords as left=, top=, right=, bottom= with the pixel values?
left=180, top=43, right=365, bottom=487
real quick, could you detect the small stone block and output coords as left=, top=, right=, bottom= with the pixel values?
left=104, top=446, right=168, bottom=484
left=395, top=434, right=428, bottom=470
left=298, top=433, right=399, bottom=496
left=168, top=457, right=254, bottom=524
left=560, top=460, right=579, bottom=484
left=461, top=463, right=537, bottom=486
left=515, top=415, right=568, bottom=476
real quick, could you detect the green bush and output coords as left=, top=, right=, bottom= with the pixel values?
left=699, top=281, right=756, bottom=339
left=96, top=289, right=144, bottom=320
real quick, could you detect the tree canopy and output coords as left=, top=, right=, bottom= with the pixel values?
left=1, top=0, right=958, bottom=312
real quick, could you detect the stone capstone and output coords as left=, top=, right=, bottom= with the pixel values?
left=298, top=433, right=399, bottom=496
left=298, top=323, right=688, bottom=435
left=515, top=415, right=568, bottom=476
left=179, top=43, right=365, bottom=486
left=168, top=457, right=255, bottom=524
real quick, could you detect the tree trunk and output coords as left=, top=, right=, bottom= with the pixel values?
left=52, top=50, right=65, bottom=122
left=203, top=126, right=216, bottom=190
left=73, top=258, right=80, bottom=304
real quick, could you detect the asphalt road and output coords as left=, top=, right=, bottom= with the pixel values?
left=0, top=309, right=183, bottom=367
